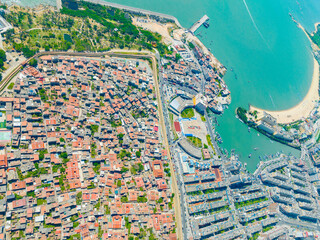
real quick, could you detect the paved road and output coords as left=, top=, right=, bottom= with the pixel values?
left=153, top=51, right=184, bottom=239
left=155, top=51, right=188, bottom=239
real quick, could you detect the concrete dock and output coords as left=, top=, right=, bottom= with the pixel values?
left=190, top=15, right=209, bottom=34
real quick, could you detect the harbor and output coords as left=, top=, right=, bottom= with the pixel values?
left=189, top=14, right=209, bottom=34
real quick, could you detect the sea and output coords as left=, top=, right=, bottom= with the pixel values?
left=4, top=0, right=320, bottom=172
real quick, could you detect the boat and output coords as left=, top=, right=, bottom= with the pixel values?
left=216, top=133, right=223, bottom=144
left=248, top=127, right=251, bottom=133
left=203, top=21, right=210, bottom=28
left=257, top=133, right=260, bottom=136
left=248, top=154, right=252, bottom=158
left=254, top=147, right=258, bottom=151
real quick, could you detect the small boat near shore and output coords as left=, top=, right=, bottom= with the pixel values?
left=216, top=133, right=223, bottom=144
left=203, top=21, right=210, bottom=28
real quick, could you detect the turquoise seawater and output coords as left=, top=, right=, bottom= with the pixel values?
left=103, top=0, right=319, bottom=172
left=5, top=0, right=320, bottom=172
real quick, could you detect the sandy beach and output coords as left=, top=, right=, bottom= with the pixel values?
left=132, top=17, right=175, bottom=45
left=314, top=22, right=320, bottom=33
left=132, top=16, right=225, bottom=73
left=250, top=57, right=319, bottom=124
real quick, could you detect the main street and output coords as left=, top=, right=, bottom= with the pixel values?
left=152, top=52, right=184, bottom=240
left=155, top=51, right=189, bottom=239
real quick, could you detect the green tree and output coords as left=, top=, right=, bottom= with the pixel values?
left=29, top=58, right=38, bottom=67
left=117, top=180, right=122, bottom=188
left=0, top=49, right=6, bottom=62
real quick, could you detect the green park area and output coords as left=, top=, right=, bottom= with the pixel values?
left=181, top=108, right=195, bottom=118
left=0, top=121, right=6, bottom=129
left=186, top=136, right=202, bottom=148
left=3, top=0, right=171, bottom=58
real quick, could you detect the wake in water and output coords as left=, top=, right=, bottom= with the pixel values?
left=242, top=0, right=271, bottom=49
left=269, top=94, right=276, bottom=108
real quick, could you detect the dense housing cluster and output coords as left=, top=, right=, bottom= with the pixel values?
left=0, top=55, right=177, bottom=240
left=257, top=155, right=320, bottom=231
left=163, top=43, right=230, bottom=115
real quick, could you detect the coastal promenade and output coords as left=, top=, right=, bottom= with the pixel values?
left=86, top=0, right=182, bottom=28
left=250, top=57, right=319, bottom=124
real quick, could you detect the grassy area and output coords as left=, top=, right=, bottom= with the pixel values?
left=262, top=225, right=274, bottom=233
left=235, top=197, right=268, bottom=209
left=317, top=132, right=320, bottom=143
left=7, top=82, right=14, bottom=90
left=0, top=121, right=6, bottom=129
left=196, top=109, right=206, bottom=122
left=169, top=113, right=178, bottom=140
left=186, top=136, right=202, bottom=148
left=37, top=198, right=47, bottom=206
left=206, top=134, right=216, bottom=155
left=181, top=108, right=194, bottom=118
left=3, top=1, right=171, bottom=57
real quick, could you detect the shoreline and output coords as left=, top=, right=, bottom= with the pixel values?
left=86, top=0, right=183, bottom=28
left=249, top=22, right=320, bottom=124
left=250, top=57, right=319, bottom=124
left=314, top=22, right=320, bottom=34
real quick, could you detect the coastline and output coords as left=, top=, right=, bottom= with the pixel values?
left=297, top=23, right=320, bottom=51
left=86, top=0, right=183, bottom=28
left=250, top=57, right=319, bottom=124
left=314, top=22, right=320, bottom=34
left=131, top=13, right=225, bottom=72
left=249, top=21, right=320, bottom=124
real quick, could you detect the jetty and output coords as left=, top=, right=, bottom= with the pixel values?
left=189, top=15, right=209, bottom=34
left=86, top=0, right=182, bottom=28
